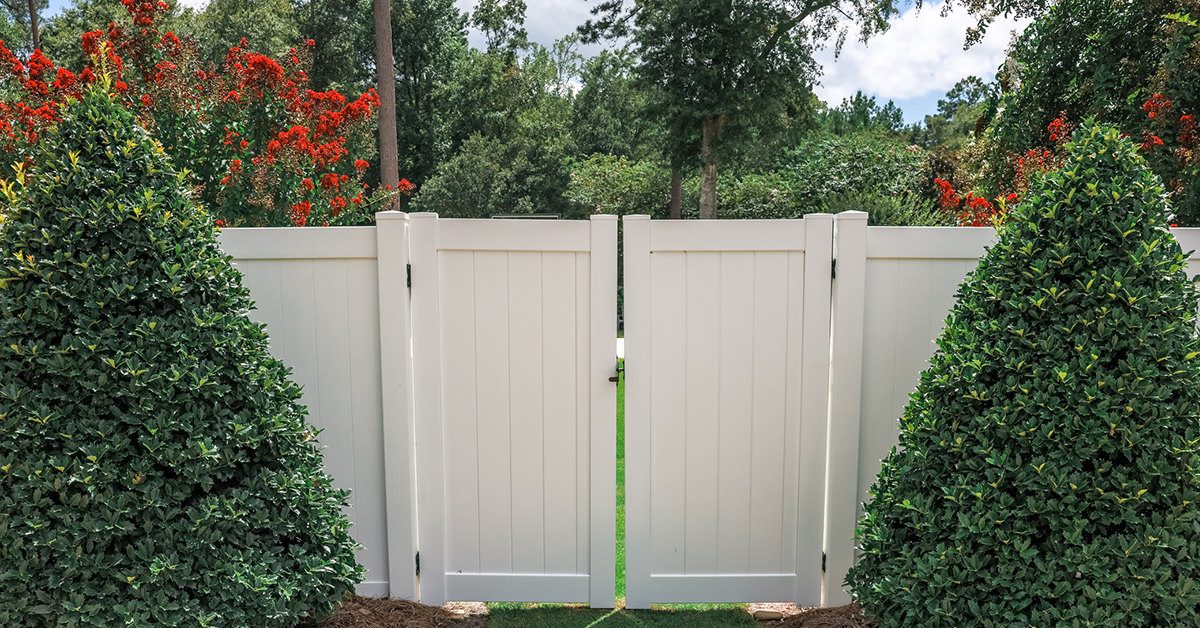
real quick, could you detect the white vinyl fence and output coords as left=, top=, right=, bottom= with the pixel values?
left=219, top=226, right=396, bottom=598
left=216, top=214, right=1200, bottom=608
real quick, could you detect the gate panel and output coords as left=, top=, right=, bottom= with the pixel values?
left=409, top=214, right=617, bottom=607
left=623, top=216, right=833, bottom=608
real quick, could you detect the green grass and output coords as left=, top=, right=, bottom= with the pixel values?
left=483, top=358, right=752, bottom=625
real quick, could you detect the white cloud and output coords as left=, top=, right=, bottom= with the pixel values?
left=455, top=0, right=604, bottom=53
left=813, top=1, right=1032, bottom=106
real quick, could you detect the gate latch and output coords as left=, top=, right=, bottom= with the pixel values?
left=609, top=363, right=624, bottom=383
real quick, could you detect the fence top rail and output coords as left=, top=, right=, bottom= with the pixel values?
left=410, top=214, right=612, bottom=252
left=624, top=215, right=821, bottom=252
left=218, top=226, right=378, bottom=260
left=866, top=226, right=997, bottom=260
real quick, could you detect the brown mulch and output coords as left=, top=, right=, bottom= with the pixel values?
left=307, top=594, right=462, bottom=628
left=776, top=603, right=876, bottom=627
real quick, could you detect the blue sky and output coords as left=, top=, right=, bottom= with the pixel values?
left=43, top=0, right=1030, bottom=125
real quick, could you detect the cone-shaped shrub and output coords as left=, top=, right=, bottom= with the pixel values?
left=0, top=85, right=361, bottom=627
left=848, top=123, right=1200, bottom=626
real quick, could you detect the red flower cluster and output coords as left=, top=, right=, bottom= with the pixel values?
left=121, top=0, right=169, bottom=27
left=1047, top=114, right=1073, bottom=145
left=1140, top=131, right=1164, bottom=151
left=0, top=41, right=98, bottom=152
left=958, top=193, right=997, bottom=227
left=1013, top=148, right=1063, bottom=196
left=1181, top=115, right=1196, bottom=146
left=290, top=200, right=313, bottom=226
left=1, top=0, right=401, bottom=227
left=1144, top=94, right=1172, bottom=121
left=933, top=178, right=1006, bottom=226
left=933, top=178, right=957, bottom=210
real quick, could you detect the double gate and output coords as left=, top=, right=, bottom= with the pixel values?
left=221, top=211, right=942, bottom=608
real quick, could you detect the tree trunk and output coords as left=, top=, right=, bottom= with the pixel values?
left=373, top=0, right=400, bottom=205
left=698, top=114, right=725, bottom=219
left=669, top=165, right=682, bottom=219
left=27, top=0, right=38, bottom=50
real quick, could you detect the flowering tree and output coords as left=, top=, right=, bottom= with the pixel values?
left=0, top=0, right=413, bottom=226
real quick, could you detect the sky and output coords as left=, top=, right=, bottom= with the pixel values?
left=43, top=0, right=1031, bottom=125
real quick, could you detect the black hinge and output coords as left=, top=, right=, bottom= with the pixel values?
left=831, top=258, right=837, bottom=279
left=407, top=263, right=412, bottom=288
left=822, top=552, right=826, bottom=572
left=415, top=551, right=420, bottom=576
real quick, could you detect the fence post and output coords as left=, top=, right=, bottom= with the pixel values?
left=796, top=213, right=834, bottom=607
left=589, top=215, right=618, bottom=609
left=375, top=211, right=419, bottom=600
left=824, top=211, right=868, bottom=606
left=407, top=212, right=446, bottom=604
left=621, top=215, right=652, bottom=610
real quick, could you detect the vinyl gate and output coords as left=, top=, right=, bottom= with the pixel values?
left=621, top=214, right=836, bottom=608
left=407, top=213, right=618, bottom=607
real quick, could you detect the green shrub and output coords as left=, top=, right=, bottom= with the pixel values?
left=564, top=153, right=672, bottom=218
left=0, top=85, right=361, bottom=627
left=848, top=123, right=1200, bottom=625
left=819, top=190, right=954, bottom=226
left=774, top=132, right=929, bottom=212
left=679, top=170, right=804, bottom=219
left=412, top=132, right=573, bottom=218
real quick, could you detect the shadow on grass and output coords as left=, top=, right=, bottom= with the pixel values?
left=487, top=605, right=758, bottom=628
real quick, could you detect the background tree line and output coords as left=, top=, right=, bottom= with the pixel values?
left=3, top=0, right=1195, bottom=222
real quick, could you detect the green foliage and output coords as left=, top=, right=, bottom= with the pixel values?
left=848, top=123, right=1200, bottom=625
left=0, top=87, right=361, bottom=627
left=470, top=0, right=527, bottom=55
left=820, top=190, right=953, bottom=226
left=196, top=0, right=299, bottom=61
left=0, top=0, right=48, bottom=54
left=776, top=132, right=929, bottom=208
left=678, top=170, right=801, bottom=219
left=292, top=0, right=363, bottom=92
left=368, top=0, right=468, bottom=185
left=816, top=91, right=905, bottom=136
left=0, top=1, right=37, bottom=55
left=996, top=0, right=1188, bottom=153
left=581, top=0, right=893, bottom=216
left=565, top=153, right=671, bottom=218
left=411, top=132, right=572, bottom=217
left=906, top=76, right=996, bottom=151
left=572, top=49, right=660, bottom=161
left=418, top=33, right=579, bottom=216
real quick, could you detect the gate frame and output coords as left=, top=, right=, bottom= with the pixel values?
left=406, top=213, right=617, bottom=608
left=622, top=214, right=835, bottom=609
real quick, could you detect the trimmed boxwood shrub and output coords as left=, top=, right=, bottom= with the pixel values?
left=848, top=123, right=1200, bottom=626
left=0, top=84, right=361, bottom=627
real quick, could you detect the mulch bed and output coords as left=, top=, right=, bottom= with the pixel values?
left=306, top=595, right=874, bottom=627
left=777, top=604, right=876, bottom=627
left=304, top=594, right=463, bottom=628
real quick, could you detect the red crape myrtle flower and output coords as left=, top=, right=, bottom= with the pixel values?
left=1144, top=94, right=1172, bottom=121
left=0, top=0, right=400, bottom=227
